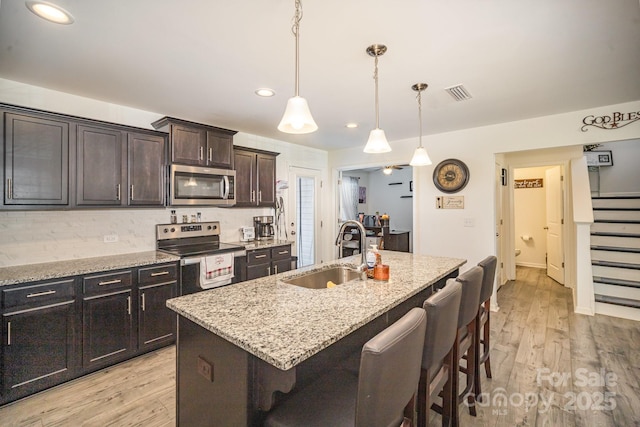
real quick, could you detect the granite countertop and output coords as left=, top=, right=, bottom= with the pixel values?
left=0, top=251, right=181, bottom=286
left=226, top=239, right=294, bottom=250
left=166, top=251, right=465, bottom=370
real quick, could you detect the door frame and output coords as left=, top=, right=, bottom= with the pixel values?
left=288, top=166, right=323, bottom=267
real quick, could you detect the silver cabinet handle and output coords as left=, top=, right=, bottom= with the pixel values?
left=127, top=296, right=131, bottom=315
left=254, top=254, right=267, bottom=259
left=27, top=290, right=56, bottom=298
left=251, top=190, right=255, bottom=202
left=116, top=184, right=121, bottom=201
left=258, top=191, right=262, bottom=203
left=7, top=321, right=10, bottom=346
left=267, top=267, right=271, bottom=276
left=278, top=250, right=289, bottom=255
left=199, top=146, right=204, bottom=161
left=208, top=147, right=213, bottom=162
left=130, top=185, right=134, bottom=201
left=98, top=279, right=122, bottom=286
left=274, top=265, right=278, bottom=274
left=6, top=178, right=12, bottom=199
left=150, top=271, right=170, bottom=277
left=141, top=293, right=146, bottom=311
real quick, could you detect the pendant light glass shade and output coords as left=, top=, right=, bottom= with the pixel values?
left=409, top=83, right=432, bottom=166
left=279, top=0, right=317, bottom=134
left=410, top=147, right=432, bottom=166
left=278, top=96, right=318, bottom=133
left=363, top=44, right=391, bottom=153
left=364, top=128, right=391, bottom=153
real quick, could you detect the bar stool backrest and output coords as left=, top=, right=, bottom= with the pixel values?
left=455, top=266, right=484, bottom=328
left=421, top=280, right=462, bottom=374
left=477, top=256, right=497, bottom=305
left=355, top=307, right=427, bottom=427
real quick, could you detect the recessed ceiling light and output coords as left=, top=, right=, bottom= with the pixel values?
left=255, top=88, right=275, bottom=97
left=345, top=123, right=358, bottom=129
left=26, top=1, right=74, bottom=24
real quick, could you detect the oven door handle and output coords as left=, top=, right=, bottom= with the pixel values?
left=181, top=257, right=203, bottom=266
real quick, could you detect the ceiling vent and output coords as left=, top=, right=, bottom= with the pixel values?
left=445, top=84, right=472, bottom=102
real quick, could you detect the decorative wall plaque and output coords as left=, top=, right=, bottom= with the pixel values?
left=436, top=196, right=464, bottom=209
left=581, top=110, right=640, bottom=132
left=514, top=179, right=543, bottom=189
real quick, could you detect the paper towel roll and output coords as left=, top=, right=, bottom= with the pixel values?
left=521, top=235, right=531, bottom=241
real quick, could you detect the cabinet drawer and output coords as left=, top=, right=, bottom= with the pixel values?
left=2, top=279, right=76, bottom=309
left=138, top=263, right=178, bottom=285
left=83, top=271, right=132, bottom=294
left=271, top=245, right=291, bottom=261
left=247, top=249, right=271, bottom=265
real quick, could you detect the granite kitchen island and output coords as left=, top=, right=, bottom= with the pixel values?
left=166, top=251, right=465, bottom=426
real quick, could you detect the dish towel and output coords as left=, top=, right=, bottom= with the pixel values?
left=199, top=253, right=234, bottom=289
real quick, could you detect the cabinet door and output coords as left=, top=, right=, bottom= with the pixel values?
left=272, top=259, right=291, bottom=275
left=246, top=263, right=271, bottom=280
left=233, top=150, right=256, bottom=207
left=2, top=301, right=76, bottom=400
left=139, top=281, right=176, bottom=351
left=206, top=131, right=233, bottom=168
left=127, top=132, right=165, bottom=206
left=82, top=290, right=133, bottom=369
left=171, top=125, right=205, bottom=165
left=76, top=125, right=125, bottom=206
left=4, top=112, right=69, bottom=205
left=256, top=153, right=276, bottom=207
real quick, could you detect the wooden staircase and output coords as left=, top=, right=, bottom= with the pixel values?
left=591, top=197, right=640, bottom=320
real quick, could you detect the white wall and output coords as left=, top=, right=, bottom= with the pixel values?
left=597, top=138, right=640, bottom=196
left=513, top=166, right=552, bottom=268
left=0, top=78, right=330, bottom=267
left=329, top=100, right=640, bottom=281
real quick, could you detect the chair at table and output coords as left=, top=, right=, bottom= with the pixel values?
left=417, top=279, right=462, bottom=427
left=474, top=255, right=497, bottom=400
left=264, top=307, right=427, bottom=427
left=449, top=266, right=484, bottom=426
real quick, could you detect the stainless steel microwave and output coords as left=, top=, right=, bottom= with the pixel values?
left=169, top=164, right=236, bottom=206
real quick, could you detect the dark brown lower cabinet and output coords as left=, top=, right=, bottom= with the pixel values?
left=82, top=289, right=134, bottom=370
left=138, top=281, right=177, bottom=351
left=2, top=300, right=77, bottom=402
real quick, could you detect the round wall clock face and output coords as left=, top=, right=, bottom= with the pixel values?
left=433, top=158, right=470, bottom=193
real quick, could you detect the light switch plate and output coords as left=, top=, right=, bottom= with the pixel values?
left=103, top=234, right=119, bottom=243
left=463, top=218, right=475, bottom=227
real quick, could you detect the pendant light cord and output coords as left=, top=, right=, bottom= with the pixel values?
left=292, top=0, right=302, bottom=97
left=417, top=89, right=423, bottom=148
left=373, top=55, right=380, bottom=128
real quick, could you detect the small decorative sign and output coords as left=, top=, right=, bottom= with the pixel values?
left=514, top=178, right=543, bottom=189
left=436, top=196, right=464, bottom=209
left=358, top=186, right=366, bottom=203
left=581, top=110, right=640, bottom=132
left=584, top=150, right=613, bottom=166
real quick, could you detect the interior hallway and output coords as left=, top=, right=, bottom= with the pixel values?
left=1, top=267, right=639, bottom=426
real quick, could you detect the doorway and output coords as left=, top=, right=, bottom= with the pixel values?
left=289, top=167, right=322, bottom=267
left=513, top=164, right=565, bottom=285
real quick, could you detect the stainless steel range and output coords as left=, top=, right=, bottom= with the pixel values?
left=156, top=221, right=245, bottom=295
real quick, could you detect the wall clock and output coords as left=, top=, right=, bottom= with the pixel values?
left=433, top=158, right=470, bottom=193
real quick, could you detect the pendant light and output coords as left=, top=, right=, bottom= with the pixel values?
left=278, top=0, right=317, bottom=134
left=363, top=44, right=392, bottom=153
left=409, top=83, right=432, bottom=166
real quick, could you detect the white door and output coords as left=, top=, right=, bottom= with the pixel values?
left=545, top=166, right=565, bottom=284
left=495, top=163, right=504, bottom=289
left=289, top=167, right=322, bottom=267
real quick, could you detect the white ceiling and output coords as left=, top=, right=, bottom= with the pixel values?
left=1, top=0, right=639, bottom=151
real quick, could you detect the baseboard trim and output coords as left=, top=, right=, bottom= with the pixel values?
left=515, top=262, right=546, bottom=269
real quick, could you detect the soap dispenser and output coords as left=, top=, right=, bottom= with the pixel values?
left=366, top=244, right=379, bottom=269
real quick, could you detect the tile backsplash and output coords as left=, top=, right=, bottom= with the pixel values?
left=0, top=207, right=270, bottom=267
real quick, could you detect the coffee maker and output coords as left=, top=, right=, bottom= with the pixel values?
left=253, top=216, right=274, bottom=240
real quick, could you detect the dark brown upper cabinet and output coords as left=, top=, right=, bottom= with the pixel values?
left=4, top=112, right=70, bottom=205
left=151, top=116, right=236, bottom=169
left=127, top=132, right=165, bottom=206
left=233, top=147, right=278, bottom=207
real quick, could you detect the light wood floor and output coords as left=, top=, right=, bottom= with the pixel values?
left=1, top=267, right=639, bottom=426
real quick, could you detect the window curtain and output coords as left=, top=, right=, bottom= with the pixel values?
left=340, top=176, right=359, bottom=221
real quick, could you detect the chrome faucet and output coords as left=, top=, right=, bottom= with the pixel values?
left=336, top=220, right=368, bottom=278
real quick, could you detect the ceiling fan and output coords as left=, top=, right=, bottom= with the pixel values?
left=380, top=165, right=404, bottom=175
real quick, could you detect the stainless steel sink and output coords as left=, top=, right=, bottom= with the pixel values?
left=283, top=266, right=362, bottom=289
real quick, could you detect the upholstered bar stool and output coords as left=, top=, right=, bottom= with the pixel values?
left=417, top=279, right=462, bottom=427
left=474, top=256, right=497, bottom=400
left=264, top=307, right=427, bottom=427
left=451, top=266, right=484, bottom=426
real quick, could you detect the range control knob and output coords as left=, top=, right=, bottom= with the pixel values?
left=171, top=227, right=176, bottom=232
left=207, top=225, right=213, bottom=230
left=164, top=228, right=169, bottom=233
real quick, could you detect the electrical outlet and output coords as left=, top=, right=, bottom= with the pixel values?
left=197, top=356, right=214, bottom=382
left=103, top=234, right=119, bottom=243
